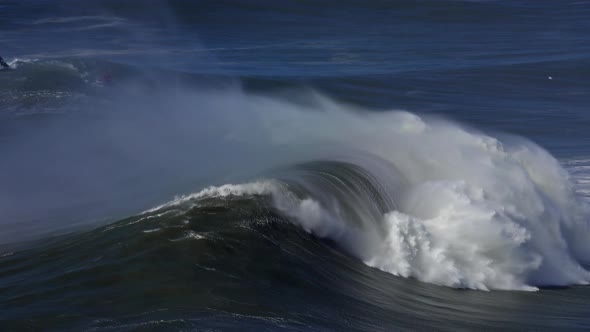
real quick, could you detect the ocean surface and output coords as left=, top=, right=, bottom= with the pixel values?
left=1, top=0, right=590, bottom=330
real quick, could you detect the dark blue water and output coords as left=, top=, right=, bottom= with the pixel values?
left=1, top=1, right=590, bottom=330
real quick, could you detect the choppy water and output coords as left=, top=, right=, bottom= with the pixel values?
left=1, top=1, right=590, bottom=330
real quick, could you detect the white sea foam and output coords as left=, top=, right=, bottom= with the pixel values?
left=144, top=181, right=281, bottom=213
left=6, top=57, right=81, bottom=74
left=7, top=57, right=36, bottom=69
left=169, top=230, right=206, bottom=241
left=562, top=157, right=590, bottom=201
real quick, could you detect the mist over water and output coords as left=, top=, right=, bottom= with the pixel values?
left=1, top=0, right=590, bottom=330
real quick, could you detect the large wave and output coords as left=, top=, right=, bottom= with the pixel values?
left=2, top=59, right=589, bottom=290
left=139, top=88, right=590, bottom=291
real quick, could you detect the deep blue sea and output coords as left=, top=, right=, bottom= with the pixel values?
left=1, top=1, right=590, bottom=330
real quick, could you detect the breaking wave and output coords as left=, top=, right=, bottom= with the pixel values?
left=2, top=57, right=589, bottom=291
left=141, top=91, right=590, bottom=291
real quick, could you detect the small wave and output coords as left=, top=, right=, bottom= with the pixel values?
left=32, top=16, right=124, bottom=25
left=7, top=57, right=37, bottom=69
left=169, top=230, right=206, bottom=242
